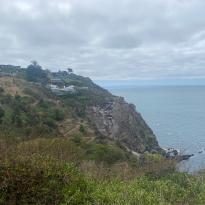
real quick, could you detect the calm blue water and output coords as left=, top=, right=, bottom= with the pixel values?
left=107, top=86, right=205, bottom=172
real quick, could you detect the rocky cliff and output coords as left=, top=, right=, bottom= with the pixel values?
left=86, top=96, right=161, bottom=153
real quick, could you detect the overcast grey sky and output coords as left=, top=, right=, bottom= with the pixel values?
left=0, top=0, right=205, bottom=80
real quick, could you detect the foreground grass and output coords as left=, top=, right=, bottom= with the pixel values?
left=0, top=138, right=205, bottom=205
left=92, top=174, right=205, bottom=205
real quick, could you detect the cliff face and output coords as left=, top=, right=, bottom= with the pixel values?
left=87, top=96, right=161, bottom=153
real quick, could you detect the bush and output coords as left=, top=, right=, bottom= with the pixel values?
left=79, top=125, right=86, bottom=134
left=72, top=134, right=83, bottom=145
left=0, top=87, right=4, bottom=94
left=43, top=118, right=56, bottom=128
left=0, top=107, right=5, bottom=123
left=0, top=155, right=93, bottom=205
left=84, top=143, right=127, bottom=165
left=16, top=138, right=83, bottom=164
left=53, top=109, right=65, bottom=121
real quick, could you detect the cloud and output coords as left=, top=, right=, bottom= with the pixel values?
left=0, top=0, right=205, bottom=80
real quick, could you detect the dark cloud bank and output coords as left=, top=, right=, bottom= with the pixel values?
left=0, top=0, right=205, bottom=80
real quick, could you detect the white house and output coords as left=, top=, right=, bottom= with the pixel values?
left=62, top=85, right=75, bottom=92
left=49, top=84, right=58, bottom=89
left=48, top=84, right=76, bottom=94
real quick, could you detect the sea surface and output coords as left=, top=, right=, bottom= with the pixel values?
left=106, top=85, right=205, bottom=172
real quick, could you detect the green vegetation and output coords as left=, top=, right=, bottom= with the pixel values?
left=0, top=89, right=65, bottom=138
left=0, top=138, right=205, bottom=205
left=25, top=61, right=49, bottom=84
left=91, top=173, right=205, bottom=205
left=81, top=142, right=129, bottom=165
left=0, top=65, right=204, bottom=204
left=0, top=155, right=93, bottom=205
left=0, top=106, right=5, bottom=123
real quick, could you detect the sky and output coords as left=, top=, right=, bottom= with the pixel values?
left=1, top=0, right=205, bottom=81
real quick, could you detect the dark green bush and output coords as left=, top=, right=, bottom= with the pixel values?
left=79, top=125, right=86, bottom=134
left=43, top=118, right=57, bottom=128
left=72, top=134, right=83, bottom=145
left=0, top=155, right=93, bottom=205
left=0, top=107, right=5, bottom=123
left=52, top=109, right=65, bottom=121
left=0, top=87, right=4, bottom=94
left=84, top=143, right=127, bottom=165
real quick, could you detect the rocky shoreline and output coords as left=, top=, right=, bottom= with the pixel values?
left=163, top=147, right=194, bottom=161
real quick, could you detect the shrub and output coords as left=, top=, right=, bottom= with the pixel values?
left=52, top=109, right=65, bottom=121
left=0, top=155, right=93, bottom=205
left=43, top=117, right=56, bottom=128
left=72, top=134, right=83, bottom=145
left=0, top=87, right=4, bottom=94
left=16, top=138, right=83, bottom=164
left=84, top=143, right=127, bottom=165
left=79, top=124, right=86, bottom=134
left=0, top=107, right=5, bottom=123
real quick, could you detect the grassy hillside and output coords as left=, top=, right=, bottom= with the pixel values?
left=0, top=78, right=64, bottom=138
left=0, top=66, right=204, bottom=204
left=0, top=75, right=102, bottom=138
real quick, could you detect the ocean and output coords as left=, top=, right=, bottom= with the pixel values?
left=104, top=85, right=205, bottom=172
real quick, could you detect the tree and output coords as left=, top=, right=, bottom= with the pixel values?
left=67, top=68, right=73, bottom=74
left=0, top=106, right=5, bottom=123
left=0, top=87, right=4, bottom=94
left=31, top=60, right=38, bottom=67
left=79, top=124, right=86, bottom=134
left=26, top=61, right=49, bottom=84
